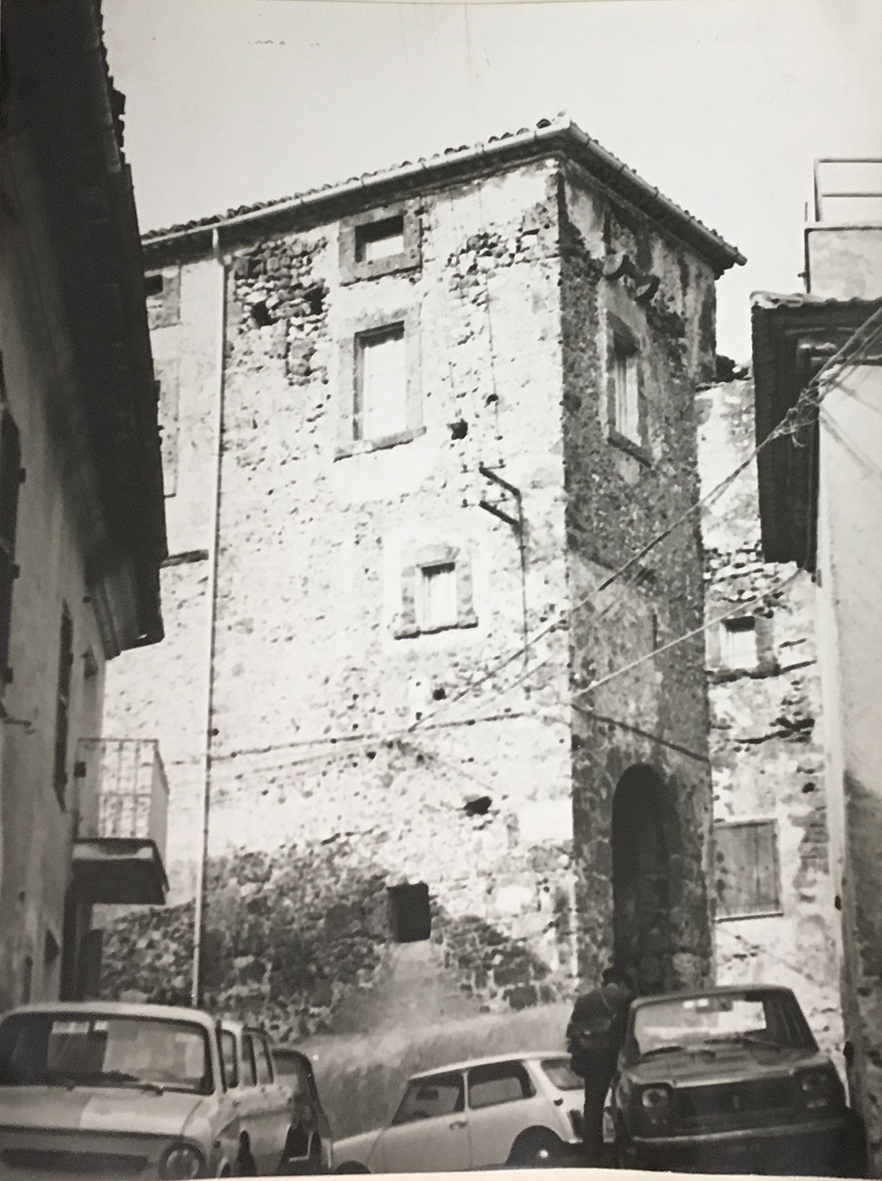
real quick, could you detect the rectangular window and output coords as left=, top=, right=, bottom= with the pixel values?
left=53, top=607, right=74, bottom=804
left=356, top=215, right=405, bottom=263
left=417, top=563, right=457, bottom=631
left=613, top=336, right=640, bottom=443
left=723, top=617, right=757, bottom=669
left=714, top=820, right=781, bottom=919
left=354, top=324, right=407, bottom=441
left=468, top=1062, right=534, bottom=1109
left=0, top=408, right=21, bottom=688
left=340, top=204, right=420, bottom=284
left=240, top=1035, right=257, bottom=1088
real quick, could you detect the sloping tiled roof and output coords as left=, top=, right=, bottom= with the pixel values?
left=142, top=115, right=745, bottom=276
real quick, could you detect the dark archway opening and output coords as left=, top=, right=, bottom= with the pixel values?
left=612, top=765, right=680, bottom=994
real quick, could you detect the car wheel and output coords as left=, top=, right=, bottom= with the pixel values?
left=507, top=1129, right=564, bottom=1168
left=333, top=1163, right=370, bottom=1175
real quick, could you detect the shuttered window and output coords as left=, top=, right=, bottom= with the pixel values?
left=53, top=607, right=74, bottom=804
left=0, top=409, right=22, bottom=688
left=714, top=821, right=781, bottom=919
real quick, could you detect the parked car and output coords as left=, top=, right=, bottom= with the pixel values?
left=332, top=1052, right=584, bottom=1172
left=270, top=1046, right=333, bottom=1174
left=612, top=984, right=866, bottom=1176
left=0, top=1001, right=298, bottom=1178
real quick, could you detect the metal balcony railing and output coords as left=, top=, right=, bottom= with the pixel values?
left=74, top=737, right=168, bottom=861
left=813, top=158, right=882, bottom=224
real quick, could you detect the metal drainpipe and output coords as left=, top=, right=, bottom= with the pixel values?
left=192, top=229, right=227, bottom=1007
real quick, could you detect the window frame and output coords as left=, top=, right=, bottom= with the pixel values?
left=606, top=319, right=649, bottom=463
left=0, top=406, right=22, bottom=694
left=466, top=1061, right=535, bottom=1110
left=337, top=307, right=423, bottom=458
left=394, top=544, right=478, bottom=639
left=722, top=615, right=758, bottom=670
left=713, top=819, right=782, bottom=921
left=53, top=606, right=74, bottom=806
left=339, top=202, right=421, bottom=285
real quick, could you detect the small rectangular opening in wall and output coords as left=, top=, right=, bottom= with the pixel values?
left=387, top=882, right=431, bottom=943
left=144, top=273, right=164, bottom=297
left=356, top=215, right=405, bottom=263
left=418, top=563, right=457, bottom=630
left=723, top=616, right=757, bottom=669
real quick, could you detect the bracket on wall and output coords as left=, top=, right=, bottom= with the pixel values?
left=478, top=463, right=523, bottom=533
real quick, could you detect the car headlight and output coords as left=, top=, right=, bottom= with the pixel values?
left=798, top=1068, right=841, bottom=1112
left=639, top=1085, right=671, bottom=1129
left=159, top=1143, right=205, bottom=1180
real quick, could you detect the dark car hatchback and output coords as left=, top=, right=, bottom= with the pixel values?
left=612, top=985, right=866, bottom=1176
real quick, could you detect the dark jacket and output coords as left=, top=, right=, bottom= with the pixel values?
left=566, top=981, right=633, bottom=1075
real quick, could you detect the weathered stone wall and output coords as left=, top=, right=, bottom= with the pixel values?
left=697, top=377, right=843, bottom=1068
left=101, top=161, right=582, bottom=1027
left=101, top=153, right=731, bottom=1032
left=559, top=165, right=715, bottom=992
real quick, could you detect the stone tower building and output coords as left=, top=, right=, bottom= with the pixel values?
left=100, top=117, right=743, bottom=1038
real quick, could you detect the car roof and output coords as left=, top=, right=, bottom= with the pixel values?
left=630, top=984, right=797, bottom=1010
left=409, top=1051, right=569, bottom=1080
left=0, top=1001, right=217, bottom=1029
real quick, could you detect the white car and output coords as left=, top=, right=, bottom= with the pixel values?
left=333, top=1053, right=584, bottom=1173
left=0, top=1001, right=297, bottom=1178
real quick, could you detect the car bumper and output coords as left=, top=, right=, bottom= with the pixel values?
left=627, top=1116, right=856, bottom=1175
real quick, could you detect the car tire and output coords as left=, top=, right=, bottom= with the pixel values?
left=333, top=1163, right=370, bottom=1174
left=507, top=1128, right=565, bottom=1168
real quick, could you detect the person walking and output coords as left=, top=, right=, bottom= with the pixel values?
left=566, top=964, right=637, bottom=1162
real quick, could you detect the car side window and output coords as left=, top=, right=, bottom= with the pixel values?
left=220, top=1030, right=239, bottom=1088
left=255, top=1036, right=273, bottom=1085
left=467, top=1062, right=534, bottom=1109
left=240, top=1035, right=257, bottom=1088
left=392, top=1072, right=465, bottom=1124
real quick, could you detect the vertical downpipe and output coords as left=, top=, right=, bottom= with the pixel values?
left=192, top=230, right=227, bottom=1007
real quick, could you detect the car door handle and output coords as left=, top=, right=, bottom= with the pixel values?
left=449, top=1119, right=467, bottom=1129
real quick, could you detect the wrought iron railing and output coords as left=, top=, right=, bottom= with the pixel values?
left=74, top=737, right=168, bottom=859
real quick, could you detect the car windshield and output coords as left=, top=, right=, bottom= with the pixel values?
left=540, top=1058, right=583, bottom=1091
left=631, top=991, right=814, bottom=1059
left=0, top=1012, right=213, bottom=1094
left=392, top=1072, right=464, bottom=1125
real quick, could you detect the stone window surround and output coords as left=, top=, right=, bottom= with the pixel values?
left=713, top=818, right=783, bottom=921
left=605, top=313, right=651, bottom=466
left=339, top=201, right=421, bottom=285
left=394, top=543, right=478, bottom=639
left=336, top=305, right=424, bottom=460
left=707, top=610, right=776, bottom=677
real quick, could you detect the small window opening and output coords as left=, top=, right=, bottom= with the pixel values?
left=144, top=273, right=164, bottom=298
left=303, top=286, right=325, bottom=316
left=250, top=301, right=273, bottom=328
left=418, top=563, right=457, bottom=630
left=723, top=616, right=757, bottom=669
left=356, top=215, right=405, bottom=263
left=388, top=882, right=431, bottom=943
left=613, top=335, right=640, bottom=442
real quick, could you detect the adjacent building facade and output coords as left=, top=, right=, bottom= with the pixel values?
left=752, top=160, right=882, bottom=1171
left=698, top=375, right=843, bottom=1069
left=0, top=0, right=168, bottom=1010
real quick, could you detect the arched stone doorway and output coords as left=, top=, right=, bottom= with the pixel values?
left=612, top=765, right=680, bottom=994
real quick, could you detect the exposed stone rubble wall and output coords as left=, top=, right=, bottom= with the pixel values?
left=102, top=155, right=723, bottom=1030
left=698, top=377, right=843, bottom=1070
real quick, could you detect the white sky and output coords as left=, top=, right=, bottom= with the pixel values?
left=103, top=0, right=882, bottom=361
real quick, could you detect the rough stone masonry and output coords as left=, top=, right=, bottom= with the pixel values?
left=99, top=120, right=743, bottom=1039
